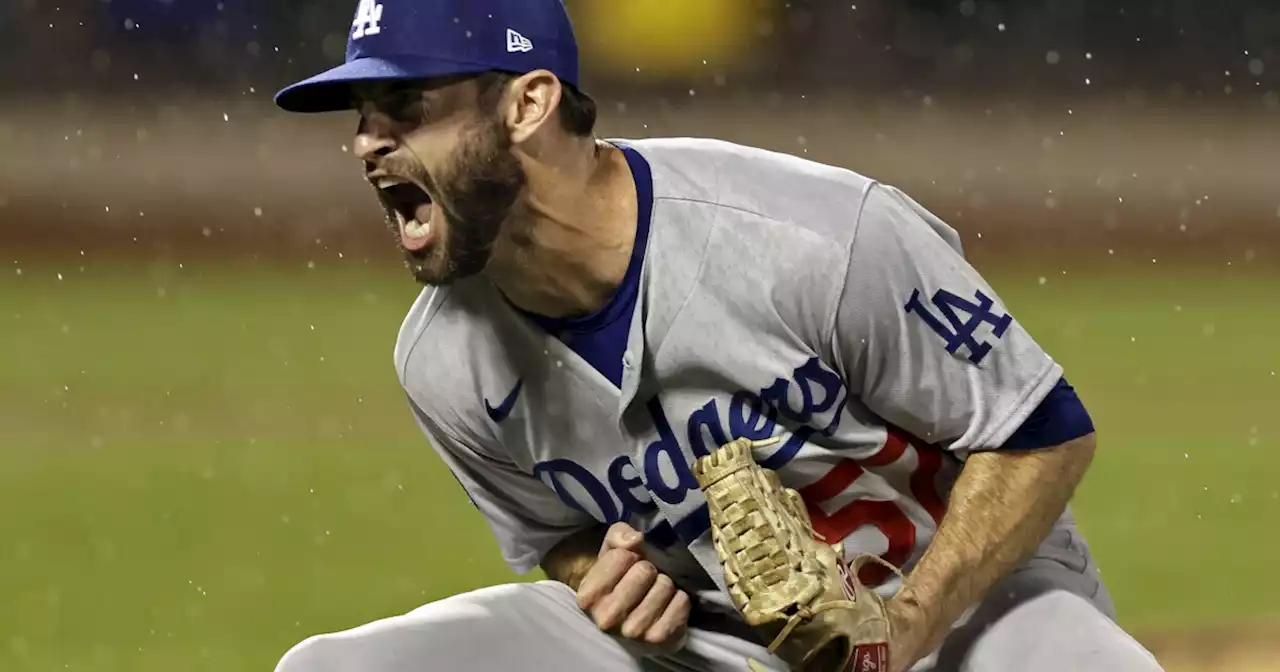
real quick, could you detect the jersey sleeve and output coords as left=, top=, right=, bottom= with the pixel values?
left=406, top=396, right=596, bottom=573
left=831, top=184, right=1065, bottom=455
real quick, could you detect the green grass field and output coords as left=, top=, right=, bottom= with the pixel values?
left=3, top=258, right=1278, bottom=671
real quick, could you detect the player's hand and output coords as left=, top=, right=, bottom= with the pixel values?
left=575, top=522, right=692, bottom=651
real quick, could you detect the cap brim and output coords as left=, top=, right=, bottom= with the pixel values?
left=274, top=55, right=489, bottom=113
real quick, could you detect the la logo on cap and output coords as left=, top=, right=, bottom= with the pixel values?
left=352, top=0, right=383, bottom=40
left=506, top=28, right=533, bottom=53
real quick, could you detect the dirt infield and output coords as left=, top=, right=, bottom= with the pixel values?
left=1145, top=626, right=1280, bottom=671
left=3, top=96, right=1278, bottom=266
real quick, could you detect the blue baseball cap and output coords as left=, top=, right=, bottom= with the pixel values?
left=275, top=0, right=580, bottom=114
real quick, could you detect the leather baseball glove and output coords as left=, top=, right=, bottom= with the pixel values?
left=692, top=437, right=902, bottom=672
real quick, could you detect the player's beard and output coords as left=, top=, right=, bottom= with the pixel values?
left=385, top=114, right=527, bottom=286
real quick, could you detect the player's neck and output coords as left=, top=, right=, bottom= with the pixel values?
left=487, top=140, right=638, bottom=319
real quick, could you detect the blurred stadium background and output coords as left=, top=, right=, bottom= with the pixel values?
left=2, top=0, right=1278, bottom=670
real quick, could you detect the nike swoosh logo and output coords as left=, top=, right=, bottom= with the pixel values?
left=484, top=379, right=523, bottom=423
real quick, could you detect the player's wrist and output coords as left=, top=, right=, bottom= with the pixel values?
left=540, top=524, right=609, bottom=589
left=885, top=591, right=944, bottom=672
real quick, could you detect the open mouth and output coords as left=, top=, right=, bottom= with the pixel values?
left=375, top=177, right=436, bottom=253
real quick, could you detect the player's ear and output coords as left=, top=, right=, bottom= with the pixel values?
left=502, top=70, right=562, bottom=145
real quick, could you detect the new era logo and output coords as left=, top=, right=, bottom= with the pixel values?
left=506, top=28, right=533, bottom=53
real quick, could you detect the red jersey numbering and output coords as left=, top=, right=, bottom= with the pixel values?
left=800, top=430, right=948, bottom=585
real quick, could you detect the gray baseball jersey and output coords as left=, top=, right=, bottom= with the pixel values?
left=395, top=138, right=1092, bottom=631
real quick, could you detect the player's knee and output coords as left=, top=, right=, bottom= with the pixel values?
left=964, top=590, right=1164, bottom=672
left=273, top=611, right=478, bottom=672
left=275, top=583, right=575, bottom=672
left=406, top=580, right=576, bottom=619
left=273, top=632, right=345, bottom=672
left=1018, top=589, right=1113, bottom=624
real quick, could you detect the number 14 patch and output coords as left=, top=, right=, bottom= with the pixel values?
left=904, top=288, right=1013, bottom=365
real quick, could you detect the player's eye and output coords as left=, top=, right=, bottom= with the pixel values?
left=379, top=87, right=431, bottom=124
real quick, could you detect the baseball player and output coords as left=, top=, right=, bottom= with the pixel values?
left=270, top=1, right=1165, bottom=670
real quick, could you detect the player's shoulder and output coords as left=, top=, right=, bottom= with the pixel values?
left=392, top=279, right=500, bottom=392
left=617, top=137, right=878, bottom=243
left=393, top=284, right=447, bottom=388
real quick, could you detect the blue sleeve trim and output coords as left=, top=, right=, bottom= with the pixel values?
left=1000, top=377, right=1095, bottom=451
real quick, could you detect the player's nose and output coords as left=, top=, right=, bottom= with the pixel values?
left=353, top=114, right=397, bottom=164
left=354, top=131, right=396, bottom=164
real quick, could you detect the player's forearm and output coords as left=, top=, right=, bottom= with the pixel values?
left=540, top=524, right=608, bottom=590
left=896, top=433, right=1097, bottom=647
